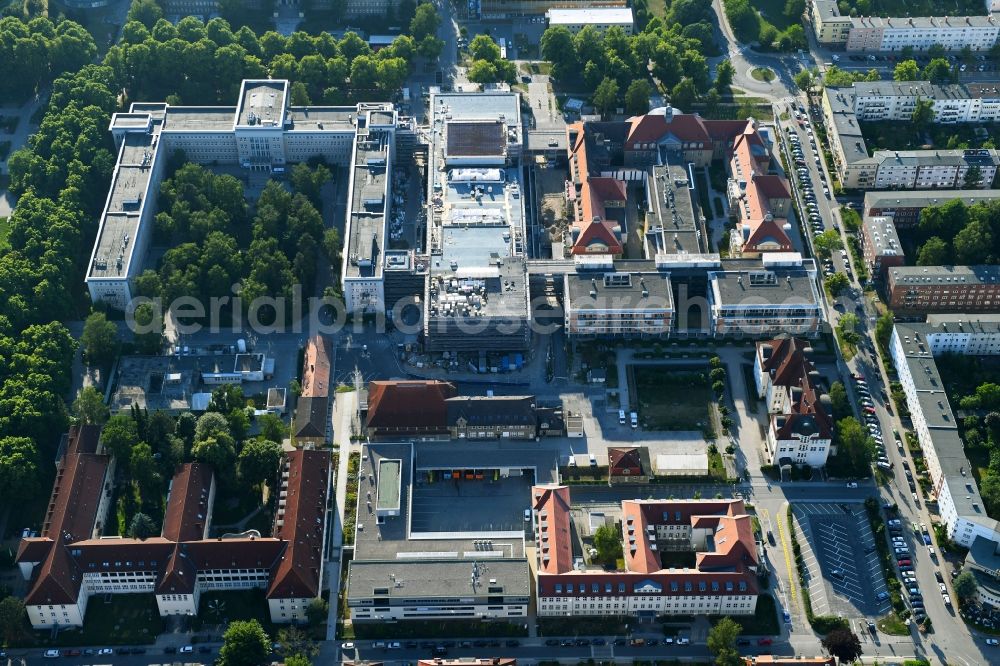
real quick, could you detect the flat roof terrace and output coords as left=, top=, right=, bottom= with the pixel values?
left=163, top=106, right=238, bottom=132
left=376, top=459, right=401, bottom=514
left=89, top=133, right=159, bottom=280
left=286, top=106, right=355, bottom=132
left=345, top=134, right=390, bottom=279
left=236, top=80, right=287, bottom=127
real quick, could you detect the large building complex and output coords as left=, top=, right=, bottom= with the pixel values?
left=531, top=487, right=760, bottom=618
left=87, top=79, right=402, bottom=309
left=890, top=315, right=1000, bottom=548
left=821, top=84, right=1000, bottom=189
left=422, top=91, right=531, bottom=352
left=810, top=0, right=1000, bottom=51
left=345, top=442, right=539, bottom=622
left=863, top=189, right=1000, bottom=227
left=887, top=265, right=1000, bottom=314
left=16, top=426, right=331, bottom=628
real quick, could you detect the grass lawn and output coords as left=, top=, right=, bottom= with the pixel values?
left=633, top=366, right=713, bottom=432
left=754, top=0, right=798, bottom=30
left=19, top=594, right=164, bottom=647
left=878, top=611, right=911, bottom=636
left=750, top=67, right=775, bottom=82
left=711, top=593, right=780, bottom=635
left=354, top=619, right=527, bottom=640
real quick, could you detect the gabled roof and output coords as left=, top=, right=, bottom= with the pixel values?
left=268, top=449, right=330, bottom=600
left=161, top=463, right=213, bottom=543
left=753, top=174, right=791, bottom=200
left=626, top=112, right=711, bottom=146
left=572, top=219, right=623, bottom=255
left=696, top=514, right=759, bottom=570
left=300, top=335, right=332, bottom=398
left=366, top=380, right=457, bottom=431
left=294, top=396, right=328, bottom=439
left=608, top=447, right=645, bottom=476
left=743, top=217, right=793, bottom=252
left=446, top=395, right=536, bottom=427
left=532, top=485, right=574, bottom=575
left=588, top=177, right=626, bottom=201
left=759, top=337, right=815, bottom=387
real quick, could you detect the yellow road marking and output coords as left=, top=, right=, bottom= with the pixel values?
left=775, top=505, right=801, bottom=615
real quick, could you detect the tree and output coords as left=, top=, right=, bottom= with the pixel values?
left=100, top=413, right=139, bottom=461
left=219, top=619, right=271, bottom=666
left=953, top=570, right=978, bottom=601
left=954, top=218, right=993, bottom=264
left=210, top=384, right=246, bottom=415
left=540, top=26, right=576, bottom=80
left=82, top=311, right=118, bottom=366
left=0, top=596, right=26, bottom=643
left=409, top=2, right=440, bottom=41
left=835, top=417, right=875, bottom=474
left=922, top=58, right=952, bottom=84
left=715, top=60, right=735, bottom=93
left=132, top=302, right=164, bottom=354
left=911, top=97, right=935, bottom=128
left=469, top=34, right=500, bottom=62
left=893, top=59, right=920, bottom=82
left=707, top=617, right=742, bottom=666
left=821, top=628, right=862, bottom=663
left=467, top=59, right=498, bottom=84
left=284, top=656, right=311, bottom=666
left=875, top=310, right=894, bottom=351
left=192, top=433, right=237, bottom=476
left=917, top=236, right=950, bottom=265
left=0, top=436, right=40, bottom=503
left=813, top=229, right=844, bottom=259
left=964, top=164, right=984, bottom=189
left=624, top=79, right=652, bottom=116
left=826, top=272, right=849, bottom=297
left=238, top=439, right=283, bottom=487
left=593, top=77, right=619, bottom=119
left=592, top=523, right=623, bottom=564
left=277, top=626, right=318, bottom=661
left=127, top=0, right=163, bottom=28
left=129, top=511, right=157, bottom=540
left=130, top=442, right=161, bottom=496
left=670, top=77, right=698, bottom=112
left=305, top=597, right=328, bottom=627
left=793, top=69, right=814, bottom=92
left=837, top=312, right=860, bottom=346
left=73, top=386, right=109, bottom=425
left=829, top=381, right=849, bottom=419
left=196, top=411, right=231, bottom=441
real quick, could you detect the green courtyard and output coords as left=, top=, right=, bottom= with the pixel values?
left=632, top=366, right=715, bottom=434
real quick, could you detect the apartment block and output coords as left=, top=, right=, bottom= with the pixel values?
left=860, top=215, right=905, bottom=280
left=480, top=0, right=626, bottom=19
left=864, top=189, right=1000, bottom=227
left=889, top=315, right=1000, bottom=548
left=810, top=0, right=1000, bottom=51
left=850, top=81, right=1000, bottom=124
left=563, top=268, right=674, bottom=337
left=887, top=265, right=1000, bottom=314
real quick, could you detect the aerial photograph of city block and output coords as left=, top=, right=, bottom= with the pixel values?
left=3, top=0, right=1000, bottom=663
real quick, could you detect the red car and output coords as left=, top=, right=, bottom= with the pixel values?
left=898, top=559, right=911, bottom=566
left=864, top=406, right=877, bottom=414
left=757, top=638, right=773, bottom=646
left=62, top=650, right=81, bottom=657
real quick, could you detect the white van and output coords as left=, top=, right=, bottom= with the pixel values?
left=619, top=410, right=626, bottom=425
left=630, top=412, right=638, bottom=428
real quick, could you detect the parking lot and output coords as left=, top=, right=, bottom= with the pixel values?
left=793, top=502, right=891, bottom=618
left=410, top=474, right=533, bottom=533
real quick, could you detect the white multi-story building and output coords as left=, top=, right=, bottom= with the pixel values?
left=563, top=265, right=674, bottom=337
left=811, top=0, right=1000, bottom=51
left=890, top=315, right=1000, bottom=548
left=87, top=79, right=400, bottom=310
left=545, top=7, right=634, bottom=33
left=17, top=433, right=331, bottom=629
left=850, top=81, right=1000, bottom=124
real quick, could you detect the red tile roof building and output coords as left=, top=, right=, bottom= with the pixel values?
left=607, top=446, right=649, bottom=484
left=531, top=486, right=760, bottom=618
left=565, top=107, right=775, bottom=259
left=727, top=120, right=793, bottom=257
left=294, top=334, right=332, bottom=445
left=754, top=337, right=834, bottom=467
left=365, top=380, right=458, bottom=438
left=17, top=429, right=331, bottom=629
